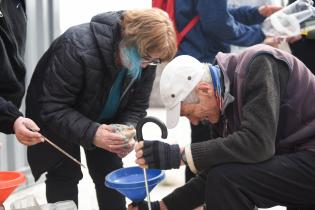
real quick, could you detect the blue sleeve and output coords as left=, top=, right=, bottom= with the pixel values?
left=197, top=0, right=265, bottom=46
left=228, top=6, right=265, bottom=25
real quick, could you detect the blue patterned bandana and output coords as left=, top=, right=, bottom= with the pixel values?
left=209, top=65, right=223, bottom=110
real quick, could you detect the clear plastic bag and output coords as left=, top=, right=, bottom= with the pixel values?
left=10, top=195, right=40, bottom=210
left=262, top=0, right=315, bottom=37
left=10, top=195, right=77, bottom=210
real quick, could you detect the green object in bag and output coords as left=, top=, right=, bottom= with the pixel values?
left=301, top=19, right=315, bottom=39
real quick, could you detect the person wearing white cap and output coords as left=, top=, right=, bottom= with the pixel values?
left=131, top=44, right=315, bottom=210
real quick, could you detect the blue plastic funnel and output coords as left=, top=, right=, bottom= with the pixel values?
left=105, top=166, right=165, bottom=202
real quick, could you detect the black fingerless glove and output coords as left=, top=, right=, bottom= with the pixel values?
left=132, top=201, right=160, bottom=210
left=143, top=140, right=180, bottom=170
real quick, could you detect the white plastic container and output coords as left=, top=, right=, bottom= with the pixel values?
left=10, top=195, right=77, bottom=210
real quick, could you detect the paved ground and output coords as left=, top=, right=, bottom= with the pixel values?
left=4, top=108, right=285, bottom=210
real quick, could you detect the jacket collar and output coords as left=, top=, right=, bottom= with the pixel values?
left=90, top=11, right=123, bottom=78
left=221, top=69, right=234, bottom=114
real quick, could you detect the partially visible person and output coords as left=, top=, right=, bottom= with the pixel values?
left=0, top=0, right=41, bottom=146
left=285, top=4, right=315, bottom=209
left=288, top=0, right=315, bottom=74
left=172, top=0, right=281, bottom=183
left=26, top=8, right=177, bottom=210
left=175, top=0, right=281, bottom=61
left=132, top=44, right=315, bottom=209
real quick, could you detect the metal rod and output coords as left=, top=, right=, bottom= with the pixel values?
left=143, top=168, right=152, bottom=210
left=42, top=136, right=86, bottom=168
left=28, top=128, right=86, bottom=168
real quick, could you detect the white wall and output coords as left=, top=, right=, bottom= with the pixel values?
left=59, top=0, right=151, bottom=33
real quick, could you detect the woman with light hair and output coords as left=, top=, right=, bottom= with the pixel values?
left=26, top=8, right=177, bottom=210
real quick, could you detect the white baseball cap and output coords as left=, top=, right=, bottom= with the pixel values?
left=160, top=55, right=205, bottom=129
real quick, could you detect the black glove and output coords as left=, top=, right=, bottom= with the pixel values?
left=142, top=140, right=180, bottom=170
left=132, top=201, right=160, bottom=210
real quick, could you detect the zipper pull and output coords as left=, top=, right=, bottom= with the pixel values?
left=16, top=0, right=21, bottom=8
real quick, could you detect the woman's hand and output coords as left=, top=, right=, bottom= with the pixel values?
left=13, top=117, right=42, bottom=146
left=117, top=137, right=135, bottom=158
left=93, top=124, right=135, bottom=156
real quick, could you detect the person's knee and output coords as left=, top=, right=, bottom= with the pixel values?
left=206, top=164, right=244, bottom=188
left=206, top=165, right=229, bottom=187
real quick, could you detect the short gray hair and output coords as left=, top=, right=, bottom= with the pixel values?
left=183, top=63, right=212, bottom=104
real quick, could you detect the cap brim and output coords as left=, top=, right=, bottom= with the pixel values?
left=166, top=103, right=181, bottom=129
